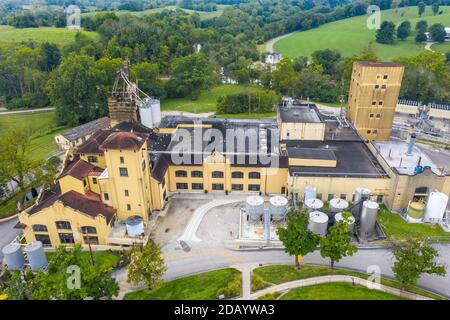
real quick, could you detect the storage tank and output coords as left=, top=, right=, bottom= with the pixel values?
left=270, top=195, right=288, bottom=221
left=407, top=201, right=425, bottom=221
left=303, top=186, right=316, bottom=202
left=352, top=187, right=371, bottom=221
left=126, top=216, right=144, bottom=237
left=2, top=243, right=25, bottom=271
left=246, top=195, right=265, bottom=221
left=23, top=241, right=48, bottom=272
left=139, top=101, right=154, bottom=129
left=307, top=211, right=329, bottom=236
left=334, top=212, right=355, bottom=233
left=329, top=198, right=349, bottom=219
left=304, top=198, right=323, bottom=213
left=423, top=192, right=448, bottom=223
left=150, top=99, right=161, bottom=127
left=359, top=200, right=379, bottom=240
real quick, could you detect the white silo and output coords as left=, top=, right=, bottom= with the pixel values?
left=2, top=243, right=25, bottom=271
left=307, top=211, right=329, bottom=236
left=246, top=195, right=265, bottom=221
left=23, top=241, right=48, bottom=272
left=270, top=195, right=288, bottom=221
left=304, top=198, right=323, bottom=213
left=150, top=99, right=161, bottom=126
left=359, top=200, right=379, bottom=240
left=303, top=186, right=316, bottom=201
left=334, top=212, right=355, bottom=233
left=423, top=192, right=448, bottom=223
left=329, top=198, right=349, bottom=219
left=126, top=216, right=145, bottom=236
left=352, top=187, right=371, bottom=220
left=139, top=100, right=154, bottom=129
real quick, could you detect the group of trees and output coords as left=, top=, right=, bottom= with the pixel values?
left=277, top=209, right=446, bottom=290
left=179, top=0, right=219, bottom=12
left=216, top=90, right=280, bottom=114
left=376, top=19, right=447, bottom=44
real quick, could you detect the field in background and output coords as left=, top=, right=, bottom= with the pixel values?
left=273, top=6, right=450, bottom=60
left=161, top=84, right=269, bottom=113
left=82, top=5, right=229, bottom=20
left=0, top=25, right=98, bottom=46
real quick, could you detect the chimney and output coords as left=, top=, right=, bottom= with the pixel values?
left=406, top=133, right=416, bottom=156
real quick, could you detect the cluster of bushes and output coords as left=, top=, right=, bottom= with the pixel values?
left=216, top=90, right=280, bottom=114
left=216, top=273, right=241, bottom=298
left=251, top=273, right=270, bottom=292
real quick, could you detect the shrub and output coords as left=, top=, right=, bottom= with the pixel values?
left=217, top=274, right=241, bottom=298
left=251, top=273, right=270, bottom=292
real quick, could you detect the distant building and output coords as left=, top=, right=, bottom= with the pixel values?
left=446, top=27, right=450, bottom=41
left=54, top=117, right=110, bottom=150
left=265, top=52, right=282, bottom=65
left=347, top=61, right=404, bottom=141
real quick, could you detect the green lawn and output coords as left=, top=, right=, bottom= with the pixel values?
left=273, top=6, right=450, bottom=60
left=377, top=207, right=450, bottom=241
left=281, top=282, right=405, bottom=300
left=215, top=112, right=276, bottom=119
left=82, top=5, right=229, bottom=21
left=45, top=250, right=119, bottom=272
left=161, top=84, right=268, bottom=113
left=253, top=264, right=445, bottom=300
left=0, top=25, right=99, bottom=46
left=431, top=41, right=450, bottom=54
left=124, top=268, right=241, bottom=300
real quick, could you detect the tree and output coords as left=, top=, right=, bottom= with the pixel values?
left=311, top=49, right=341, bottom=75
left=127, top=242, right=167, bottom=290
left=417, top=1, right=426, bottom=16
left=46, top=53, right=103, bottom=126
left=415, top=20, right=428, bottom=33
left=431, top=1, right=440, bottom=15
left=397, top=21, right=411, bottom=40
left=320, top=213, right=357, bottom=269
left=429, top=24, right=446, bottom=42
left=131, top=62, right=165, bottom=97
left=39, top=42, right=61, bottom=72
left=277, top=209, right=320, bottom=269
left=271, top=58, right=297, bottom=96
left=392, top=238, right=446, bottom=290
left=169, top=53, right=216, bottom=99
left=376, top=21, right=396, bottom=44
left=415, top=32, right=428, bottom=43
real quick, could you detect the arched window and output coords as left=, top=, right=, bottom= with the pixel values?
left=32, top=224, right=48, bottom=232
left=175, top=170, right=187, bottom=177
left=191, top=171, right=203, bottom=178
left=249, top=172, right=260, bottom=179
left=212, top=171, right=224, bottom=179
left=81, top=226, right=97, bottom=234
left=232, top=171, right=244, bottom=179
left=55, top=221, right=71, bottom=230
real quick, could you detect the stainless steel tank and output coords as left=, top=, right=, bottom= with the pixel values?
left=2, top=243, right=25, bottom=271
left=23, top=241, right=48, bottom=271
left=304, top=198, right=324, bottom=213
left=334, top=212, right=355, bottom=233
left=359, top=200, right=379, bottom=240
left=270, top=195, right=288, bottom=221
left=329, top=198, right=349, bottom=220
left=352, top=187, right=371, bottom=221
left=303, top=186, right=316, bottom=201
left=246, top=195, right=265, bottom=222
left=307, top=211, right=329, bottom=236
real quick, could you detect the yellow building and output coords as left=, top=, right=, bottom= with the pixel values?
left=347, top=61, right=404, bottom=141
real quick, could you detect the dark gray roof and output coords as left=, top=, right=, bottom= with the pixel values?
left=278, top=104, right=323, bottom=123
left=287, top=147, right=336, bottom=161
left=61, top=117, right=110, bottom=142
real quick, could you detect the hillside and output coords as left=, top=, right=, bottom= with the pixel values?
left=273, top=6, right=450, bottom=60
left=0, top=25, right=98, bottom=46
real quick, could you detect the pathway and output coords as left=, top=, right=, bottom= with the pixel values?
left=178, top=199, right=242, bottom=242
left=238, top=274, right=433, bottom=300
left=424, top=41, right=435, bottom=52
left=0, top=107, right=55, bottom=116
left=265, top=31, right=299, bottom=53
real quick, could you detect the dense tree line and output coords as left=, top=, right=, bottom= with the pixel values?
left=216, top=90, right=280, bottom=114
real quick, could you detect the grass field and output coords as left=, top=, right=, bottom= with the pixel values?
left=253, top=264, right=445, bottom=299
left=281, top=282, right=405, bottom=300
left=273, top=6, right=450, bottom=60
left=82, top=5, right=229, bottom=20
left=377, top=207, right=450, bottom=241
left=161, top=84, right=268, bottom=113
left=0, top=25, right=99, bottom=46
left=46, top=250, right=120, bottom=272
left=124, top=268, right=241, bottom=300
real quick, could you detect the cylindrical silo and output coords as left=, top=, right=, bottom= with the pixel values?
left=150, top=99, right=161, bottom=127
left=126, top=216, right=144, bottom=237
left=303, top=186, right=316, bottom=201
left=246, top=195, right=265, bottom=222
left=423, top=192, right=448, bottom=224
left=307, top=211, right=329, bottom=236
left=352, top=187, right=371, bottom=221
left=304, top=198, right=323, bottom=213
left=270, top=195, right=288, bottom=221
left=23, top=241, right=48, bottom=272
left=139, top=101, right=154, bottom=129
left=329, top=198, right=349, bottom=219
left=2, top=243, right=25, bottom=271
left=334, top=212, right=355, bottom=233
left=359, top=200, right=379, bottom=240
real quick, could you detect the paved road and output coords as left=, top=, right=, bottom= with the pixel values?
left=264, top=31, right=299, bottom=53
left=0, top=218, right=21, bottom=261
left=163, top=244, right=450, bottom=298
left=0, top=107, right=55, bottom=116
